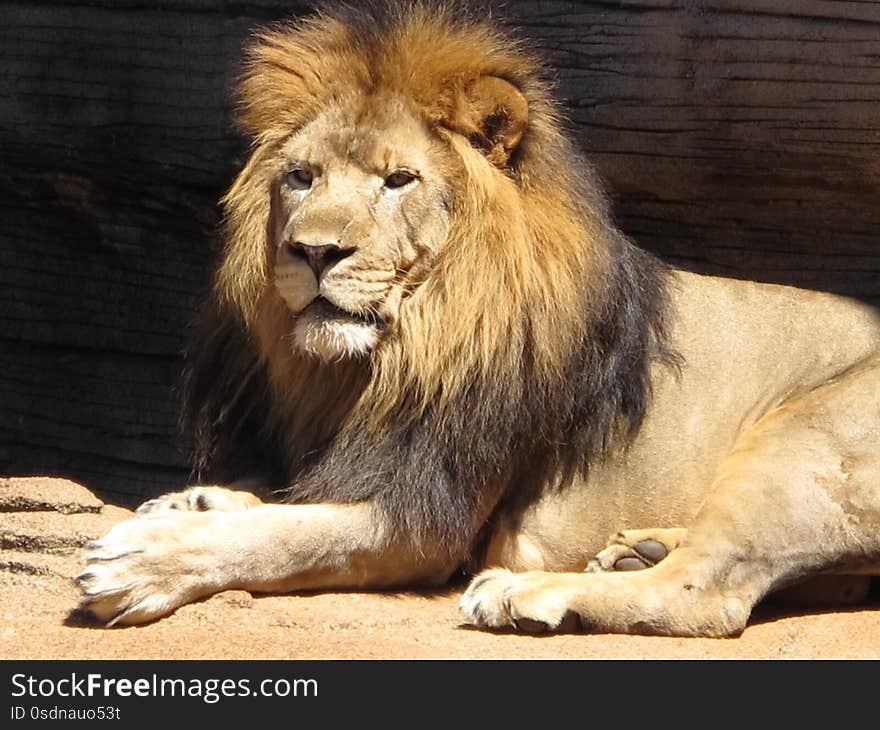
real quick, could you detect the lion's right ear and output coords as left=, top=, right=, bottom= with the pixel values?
left=447, top=76, right=529, bottom=167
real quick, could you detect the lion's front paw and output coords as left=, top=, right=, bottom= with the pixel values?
left=76, top=513, right=222, bottom=625
left=460, top=569, right=583, bottom=634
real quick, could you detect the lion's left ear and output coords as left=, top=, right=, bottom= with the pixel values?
left=448, top=76, right=528, bottom=167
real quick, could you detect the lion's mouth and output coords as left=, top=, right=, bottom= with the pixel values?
left=293, top=296, right=388, bottom=360
left=308, top=296, right=388, bottom=329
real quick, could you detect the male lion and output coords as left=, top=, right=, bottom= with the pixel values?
left=76, top=2, right=880, bottom=637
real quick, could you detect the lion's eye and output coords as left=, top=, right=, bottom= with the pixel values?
left=384, top=169, right=418, bottom=189
left=285, top=167, right=313, bottom=190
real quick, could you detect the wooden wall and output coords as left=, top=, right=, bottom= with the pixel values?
left=2, top=1, right=878, bottom=502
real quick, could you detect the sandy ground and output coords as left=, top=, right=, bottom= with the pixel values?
left=2, top=476, right=879, bottom=660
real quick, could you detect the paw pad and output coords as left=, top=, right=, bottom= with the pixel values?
left=632, top=539, right=668, bottom=563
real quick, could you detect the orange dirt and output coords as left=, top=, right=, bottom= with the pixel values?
left=2, top=476, right=878, bottom=660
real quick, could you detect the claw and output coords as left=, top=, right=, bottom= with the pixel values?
left=83, top=546, right=144, bottom=562
left=74, top=571, right=95, bottom=588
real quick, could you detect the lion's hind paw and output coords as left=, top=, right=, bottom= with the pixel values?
left=586, top=527, right=687, bottom=573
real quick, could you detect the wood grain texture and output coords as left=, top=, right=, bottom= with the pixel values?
left=525, top=0, right=880, bottom=297
left=1, top=1, right=878, bottom=499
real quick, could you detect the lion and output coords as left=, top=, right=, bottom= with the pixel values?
left=75, top=1, right=880, bottom=637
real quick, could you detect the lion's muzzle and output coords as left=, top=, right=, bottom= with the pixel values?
left=274, top=243, right=320, bottom=313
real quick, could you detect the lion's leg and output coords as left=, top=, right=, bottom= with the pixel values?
left=77, top=502, right=457, bottom=625
left=462, top=360, right=880, bottom=636
left=586, top=528, right=688, bottom=572
left=135, top=485, right=264, bottom=515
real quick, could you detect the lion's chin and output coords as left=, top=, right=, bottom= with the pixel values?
left=292, top=298, right=382, bottom=361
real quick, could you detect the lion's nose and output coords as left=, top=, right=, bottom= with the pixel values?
left=286, top=242, right=354, bottom=278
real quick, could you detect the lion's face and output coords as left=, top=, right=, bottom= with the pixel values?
left=269, top=97, right=456, bottom=361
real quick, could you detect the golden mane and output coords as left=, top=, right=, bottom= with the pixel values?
left=220, top=2, right=608, bottom=418
left=184, top=1, right=674, bottom=553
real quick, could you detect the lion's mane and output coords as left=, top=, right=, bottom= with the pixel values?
left=182, top=1, right=675, bottom=559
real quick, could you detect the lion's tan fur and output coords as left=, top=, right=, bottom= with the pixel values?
left=77, top=2, right=880, bottom=636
